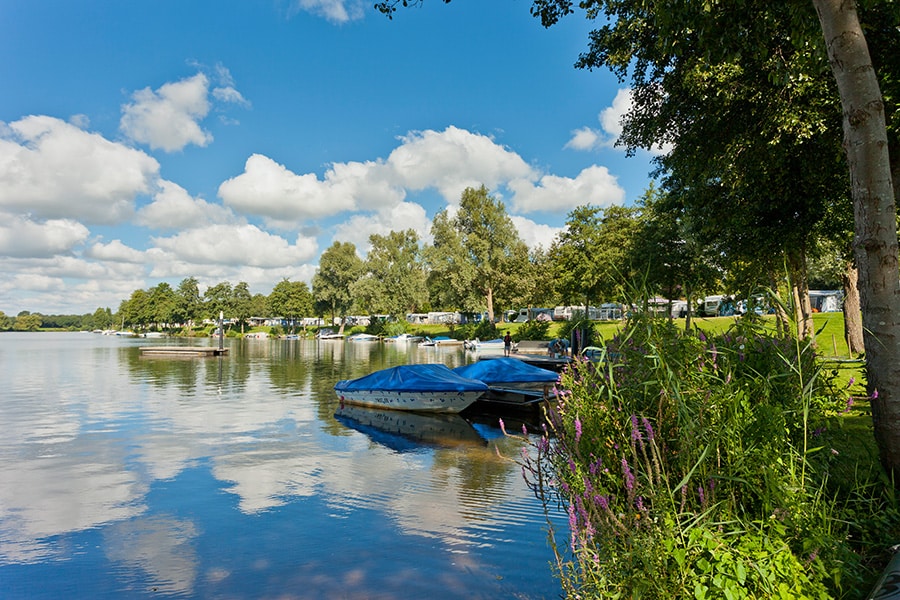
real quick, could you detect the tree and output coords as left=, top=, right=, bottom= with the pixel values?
left=119, top=289, right=151, bottom=330
left=232, top=281, right=254, bottom=334
left=175, top=277, right=203, bottom=329
left=147, top=282, right=178, bottom=330
left=89, top=307, right=114, bottom=331
left=550, top=204, right=639, bottom=309
left=350, top=229, right=428, bottom=318
left=268, top=279, right=314, bottom=332
left=426, top=185, right=527, bottom=322
left=629, top=185, right=718, bottom=328
left=813, top=0, right=900, bottom=475
left=312, top=242, right=364, bottom=331
left=12, top=313, right=42, bottom=331
left=204, top=281, right=234, bottom=323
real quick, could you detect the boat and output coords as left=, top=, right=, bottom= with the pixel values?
left=347, top=333, right=381, bottom=342
left=333, top=364, right=488, bottom=413
left=463, top=338, right=515, bottom=353
left=383, top=333, right=424, bottom=343
left=419, top=336, right=464, bottom=347
left=453, top=357, right=558, bottom=392
left=316, top=329, right=345, bottom=340
left=334, top=404, right=486, bottom=451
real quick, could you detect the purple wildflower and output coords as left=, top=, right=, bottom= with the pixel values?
left=630, top=415, right=641, bottom=444
left=622, top=458, right=635, bottom=493
left=575, top=417, right=583, bottom=443
left=596, top=495, right=609, bottom=511
left=641, top=417, right=655, bottom=441
left=873, top=389, right=879, bottom=399
left=847, top=377, right=855, bottom=388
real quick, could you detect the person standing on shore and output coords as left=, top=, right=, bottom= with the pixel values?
left=503, top=332, right=512, bottom=356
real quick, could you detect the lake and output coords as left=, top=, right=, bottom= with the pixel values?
left=0, top=332, right=564, bottom=599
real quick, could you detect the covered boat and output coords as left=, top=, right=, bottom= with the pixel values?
left=334, top=364, right=488, bottom=413
left=453, top=357, right=558, bottom=391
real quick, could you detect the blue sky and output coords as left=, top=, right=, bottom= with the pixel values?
left=0, top=0, right=658, bottom=316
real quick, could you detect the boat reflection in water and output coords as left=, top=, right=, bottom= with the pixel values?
left=334, top=403, right=487, bottom=452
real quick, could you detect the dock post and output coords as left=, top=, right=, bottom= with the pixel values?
left=218, top=311, right=224, bottom=351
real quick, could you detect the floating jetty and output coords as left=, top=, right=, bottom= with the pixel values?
left=139, top=346, right=229, bottom=357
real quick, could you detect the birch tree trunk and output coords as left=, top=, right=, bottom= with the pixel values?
left=813, top=0, right=900, bottom=477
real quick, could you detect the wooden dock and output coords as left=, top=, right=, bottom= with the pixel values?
left=140, top=346, right=229, bottom=357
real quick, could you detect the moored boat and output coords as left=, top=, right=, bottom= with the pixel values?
left=384, top=333, right=424, bottom=343
left=463, top=338, right=514, bottom=353
left=334, top=364, right=488, bottom=413
left=453, top=357, right=558, bottom=391
left=419, top=336, right=464, bottom=347
left=316, top=329, right=345, bottom=340
left=347, top=333, right=381, bottom=342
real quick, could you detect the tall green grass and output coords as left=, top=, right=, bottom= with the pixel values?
left=517, top=312, right=898, bottom=599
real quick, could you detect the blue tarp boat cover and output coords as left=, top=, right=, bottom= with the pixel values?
left=453, top=357, right=558, bottom=385
left=334, top=364, right=488, bottom=394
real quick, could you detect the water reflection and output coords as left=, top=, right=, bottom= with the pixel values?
left=0, top=333, right=561, bottom=599
left=334, top=404, right=486, bottom=451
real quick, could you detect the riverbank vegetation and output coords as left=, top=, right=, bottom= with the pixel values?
left=517, top=312, right=893, bottom=599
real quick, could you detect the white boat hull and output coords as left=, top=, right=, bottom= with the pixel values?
left=334, top=389, right=483, bottom=413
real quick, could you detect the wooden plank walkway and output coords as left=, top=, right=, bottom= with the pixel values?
left=140, top=346, right=228, bottom=357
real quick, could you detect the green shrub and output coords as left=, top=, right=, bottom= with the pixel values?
left=514, top=319, right=551, bottom=341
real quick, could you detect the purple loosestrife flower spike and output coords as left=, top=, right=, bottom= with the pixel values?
left=641, top=417, right=655, bottom=441
left=622, top=458, right=635, bottom=493
left=574, top=417, right=582, bottom=443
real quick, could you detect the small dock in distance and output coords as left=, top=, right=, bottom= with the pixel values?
left=140, top=346, right=229, bottom=357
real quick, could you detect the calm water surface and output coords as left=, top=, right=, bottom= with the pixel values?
left=0, top=332, right=564, bottom=599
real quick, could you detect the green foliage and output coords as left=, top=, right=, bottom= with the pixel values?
left=550, top=204, right=640, bottom=306
left=313, top=241, right=364, bottom=321
left=456, top=318, right=498, bottom=341
left=513, top=319, right=550, bottom=341
left=518, top=313, right=898, bottom=598
left=352, top=230, right=428, bottom=318
left=425, top=186, right=528, bottom=321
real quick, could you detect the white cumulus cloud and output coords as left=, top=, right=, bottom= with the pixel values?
left=388, top=126, right=536, bottom=202
left=508, top=165, right=625, bottom=214
left=0, top=116, right=158, bottom=224
left=84, top=240, right=146, bottom=264
left=0, top=215, right=90, bottom=258
left=137, top=180, right=236, bottom=230
left=218, top=154, right=360, bottom=221
left=332, top=202, right=431, bottom=253
left=120, top=73, right=213, bottom=152
left=151, top=224, right=318, bottom=268
left=509, top=216, right=561, bottom=251
left=567, top=88, right=672, bottom=156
